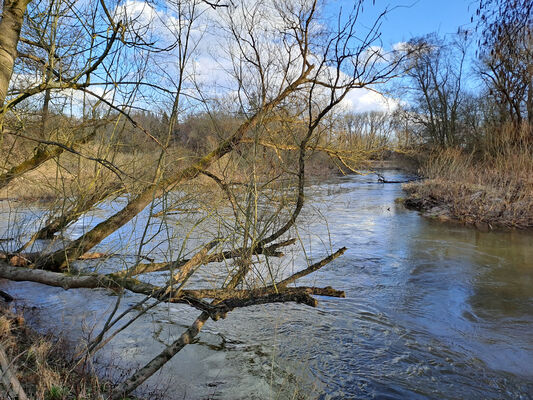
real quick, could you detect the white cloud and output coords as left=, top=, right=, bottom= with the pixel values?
left=392, top=41, right=409, bottom=52
left=340, top=88, right=399, bottom=113
left=9, top=1, right=401, bottom=116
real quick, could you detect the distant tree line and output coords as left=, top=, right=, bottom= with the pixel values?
left=392, top=0, right=531, bottom=153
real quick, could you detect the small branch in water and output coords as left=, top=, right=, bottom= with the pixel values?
left=376, top=172, right=422, bottom=184
left=112, top=238, right=297, bottom=278
left=0, top=289, right=14, bottom=302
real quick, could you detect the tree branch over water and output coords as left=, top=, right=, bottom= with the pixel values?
left=0, top=0, right=405, bottom=397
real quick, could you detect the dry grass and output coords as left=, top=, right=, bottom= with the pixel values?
left=403, top=126, right=533, bottom=229
left=0, top=142, right=168, bottom=203
left=0, top=305, right=130, bottom=400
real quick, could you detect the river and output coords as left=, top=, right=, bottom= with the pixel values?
left=1, top=170, right=532, bottom=399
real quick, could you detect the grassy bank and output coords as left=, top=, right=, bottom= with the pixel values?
left=0, top=301, right=154, bottom=400
left=402, top=144, right=533, bottom=230
left=0, top=303, right=111, bottom=400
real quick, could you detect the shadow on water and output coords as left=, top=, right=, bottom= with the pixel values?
left=1, top=170, right=533, bottom=399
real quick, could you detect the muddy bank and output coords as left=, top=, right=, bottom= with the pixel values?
left=401, top=179, right=533, bottom=231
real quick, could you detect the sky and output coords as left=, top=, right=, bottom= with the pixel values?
left=323, top=0, right=478, bottom=112
left=19, top=0, right=480, bottom=116
left=330, top=0, right=476, bottom=47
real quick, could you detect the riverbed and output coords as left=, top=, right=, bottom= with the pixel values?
left=1, top=170, right=532, bottom=399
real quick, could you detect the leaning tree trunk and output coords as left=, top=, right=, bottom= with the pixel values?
left=0, top=145, right=63, bottom=188
left=38, top=116, right=267, bottom=270
left=0, top=126, right=100, bottom=190
left=0, top=0, right=31, bottom=110
left=38, top=70, right=312, bottom=271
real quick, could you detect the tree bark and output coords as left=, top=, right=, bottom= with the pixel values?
left=0, top=0, right=31, bottom=109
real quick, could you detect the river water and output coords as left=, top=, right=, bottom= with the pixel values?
left=1, top=170, right=533, bottom=399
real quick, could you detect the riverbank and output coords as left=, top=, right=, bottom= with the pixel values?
left=401, top=147, right=533, bottom=230
left=0, top=301, right=104, bottom=399
left=0, top=300, right=147, bottom=400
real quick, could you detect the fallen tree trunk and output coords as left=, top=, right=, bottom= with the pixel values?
left=0, top=249, right=346, bottom=318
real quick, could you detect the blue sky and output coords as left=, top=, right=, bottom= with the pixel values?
left=321, top=0, right=481, bottom=111
left=328, top=0, right=477, bottom=49
left=35, top=0, right=480, bottom=115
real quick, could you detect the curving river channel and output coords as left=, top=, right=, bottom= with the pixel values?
left=1, top=170, right=533, bottom=399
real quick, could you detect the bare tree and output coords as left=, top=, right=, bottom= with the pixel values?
left=399, top=33, right=470, bottom=147
left=0, top=0, right=406, bottom=397
left=475, top=0, right=533, bottom=134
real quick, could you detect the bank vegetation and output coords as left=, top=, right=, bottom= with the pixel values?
left=0, top=0, right=530, bottom=398
left=396, top=0, right=532, bottom=229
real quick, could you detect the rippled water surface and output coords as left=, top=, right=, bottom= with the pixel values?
left=2, top=171, right=533, bottom=399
